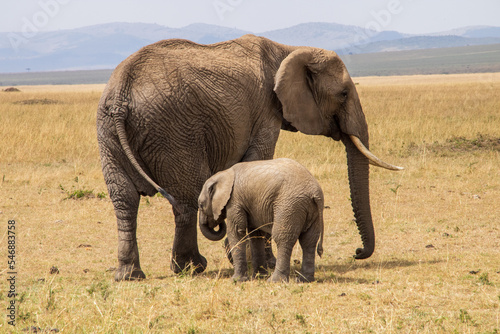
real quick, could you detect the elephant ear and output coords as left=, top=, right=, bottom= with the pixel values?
left=274, top=48, right=326, bottom=135
left=210, top=169, right=235, bottom=221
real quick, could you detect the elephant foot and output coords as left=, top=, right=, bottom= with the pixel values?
left=296, top=273, right=314, bottom=283
left=232, top=274, right=249, bottom=282
left=225, top=238, right=276, bottom=269
left=268, top=271, right=289, bottom=283
left=171, top=252, right=207, bottom=274
left=114, top=264, right=146, bottom=281
left=252, top=266, right=269, bottom=279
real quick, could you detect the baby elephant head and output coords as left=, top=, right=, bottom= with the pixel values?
left=198, top=169, right=235, bottom=241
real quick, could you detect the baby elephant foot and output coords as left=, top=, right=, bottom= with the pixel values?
left=114, top=264, right=146, bottom=281
left=253, top=273, right=267, bottom=280
left=252, top=267, right=269, bottom=280
left=268, top=271, right=289, bottom=283
left=296, top=273, right=315, bottom=283
left=232, top=274, right=249, bottom=282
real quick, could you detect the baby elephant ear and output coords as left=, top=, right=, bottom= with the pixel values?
left=211, top=168, right=235, bottom=220
left=274, top=48, right=326, bottom=135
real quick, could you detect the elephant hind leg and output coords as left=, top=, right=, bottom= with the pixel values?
left=106, top=172, right=145, bottom=281
left=268, top=241, right=294, bottom=283
left=297, top=223, right=322, bottom=283
left=268, top=208, right=306, bottom=283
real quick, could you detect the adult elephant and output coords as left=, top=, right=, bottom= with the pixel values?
left=96, top=34, right=402, bottom=281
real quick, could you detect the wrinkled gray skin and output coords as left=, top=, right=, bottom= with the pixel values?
left=96, top=34, right=401, bottom=281
left=198, top=158, right=324, bottom=283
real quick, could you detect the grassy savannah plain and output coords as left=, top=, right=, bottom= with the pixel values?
left=1, top=73, right=499, bottom=333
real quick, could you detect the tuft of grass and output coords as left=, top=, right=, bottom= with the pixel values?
left=459, top=309, right=476, bottom=326
left=46, top=285, right=57, bottom=311
left=65, top=189, right=95, bottom=200
left=60, top=184, right=106, bottom=200
left=478, top=273, right=493, bottom=286
left=295, top=313, right=307, bottom=326
left=86, top=280, right=112, bottom=301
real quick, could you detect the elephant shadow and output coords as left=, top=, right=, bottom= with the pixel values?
left=314, top=258, right=445, bottom=284
left=204, top=268, right=235, bottom=280
left=157, top=258, right=444, bottom=283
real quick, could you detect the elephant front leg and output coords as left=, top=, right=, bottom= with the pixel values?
left=227, top=216, right=250, bottom=282
left=228, top=237, right=249, bottom=282
left=171, top=208, right=207, bottom=274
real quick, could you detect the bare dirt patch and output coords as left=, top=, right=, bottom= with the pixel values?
left=2, top=87, right=21, bottom=92
left=13, top=98, right=61, bottom=105
left=407, top=134, right=500, bottom=156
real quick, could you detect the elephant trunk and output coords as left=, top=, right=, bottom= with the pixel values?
left=199, top=211, right=227, bottom=241
left=342, top=134, right=375, bottom=259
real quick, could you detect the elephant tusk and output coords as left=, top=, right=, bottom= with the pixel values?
left=349, top=135, right=404, bottom=171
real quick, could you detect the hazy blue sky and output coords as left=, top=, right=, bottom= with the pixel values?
left=2, top=0, right=500, bottom=34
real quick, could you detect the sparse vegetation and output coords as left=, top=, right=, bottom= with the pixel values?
left=60, top=184, right=106, bottom=200
left=13, top=98, right=60, bottom=105
left=2, top=87, right=21, bottom=92
left=0, top=74, right=499, bottom=332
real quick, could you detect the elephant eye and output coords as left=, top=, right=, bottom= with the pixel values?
left=341, top=90, right=348, bottom=99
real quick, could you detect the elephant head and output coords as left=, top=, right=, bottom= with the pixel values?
left=198, top=169, right=234, bottom=241
left=274, top=48, right=402, bottom=259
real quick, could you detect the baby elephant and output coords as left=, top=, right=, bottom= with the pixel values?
left=198, top=158, right=324, bottom=283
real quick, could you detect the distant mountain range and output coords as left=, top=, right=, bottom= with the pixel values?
left=1, top=22, right=500, bottom=73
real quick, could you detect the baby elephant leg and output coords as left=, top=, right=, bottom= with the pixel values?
left=297, top=227, right=321, bottom=282
left=227, top=216, right=250, bottom=282
left=264, top=232, right=276, bottom=269
left=268, top=222, right=300, bottom=282
left=249, top=229, right=267, bottom=278
left=228, top=237, right=249, bottom=281
left=268, top=211, right=305, bottom=283
left=268, top=241, right=294, bottom=283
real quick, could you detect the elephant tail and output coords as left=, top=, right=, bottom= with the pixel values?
left=314, top=195, right=324, bottom=258
left=111, top=93, right=178, bottom=209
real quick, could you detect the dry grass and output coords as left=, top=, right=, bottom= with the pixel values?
left=1, top=74, right=499, bottom=333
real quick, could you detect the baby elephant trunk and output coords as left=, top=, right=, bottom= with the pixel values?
left=199, top=211, right=227, bottom=241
